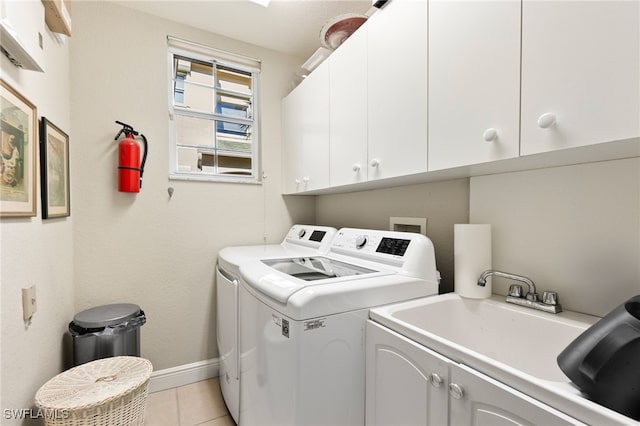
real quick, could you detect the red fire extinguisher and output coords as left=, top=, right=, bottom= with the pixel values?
left=114, top=121, right=148, bottom=193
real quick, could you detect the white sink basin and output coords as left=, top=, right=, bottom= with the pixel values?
left=369, top=294, right=640, bottom=425
left=370, top=293, right=599, bottom=382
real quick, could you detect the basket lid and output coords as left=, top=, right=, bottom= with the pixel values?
left=35, top=356, right=153, bottom=411
left=73, top=303, right=141, bottom=328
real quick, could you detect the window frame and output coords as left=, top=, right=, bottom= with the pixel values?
left=167, top=36, right=262, bottom=184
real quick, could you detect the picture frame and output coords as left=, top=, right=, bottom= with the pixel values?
left=40, top=117, right=70, bottom=219
left=0, top=80, right=37, bottom=217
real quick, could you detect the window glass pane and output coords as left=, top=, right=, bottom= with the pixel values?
left=217, top=121, right=252, bottom=153
left=218, top=153, right=252, bottom=176
left=176, top=147, right=252, bottom=176
left=216, top=93, right=252, bottom=120
left=216, top=66, right=252, bottom=94
left=176, top=115, right=214, bottom=148
left=182, top=82, right=214, bottom=112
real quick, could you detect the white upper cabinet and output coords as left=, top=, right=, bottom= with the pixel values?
left=282, top=61, right=330, bottom=193
left=428, top=0, right=521, bottom=170
left=330, top=24, right=368, bottom=187
left=367, top=0, right=428, bottom=180
left=520, top=0, right=640, bottom=155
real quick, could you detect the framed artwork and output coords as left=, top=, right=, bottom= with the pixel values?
left=40, top=117, right=70, bottom=219
left=0, top=80, right=37, bottom=217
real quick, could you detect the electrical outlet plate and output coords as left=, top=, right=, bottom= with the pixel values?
left=22, top=285, right=37, bottom=321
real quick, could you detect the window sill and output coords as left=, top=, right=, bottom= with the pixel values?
left=169, top=173, right=262, bottom=185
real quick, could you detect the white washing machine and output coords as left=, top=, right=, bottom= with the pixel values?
left=238, top=228, right=440, bottom=426
left=216, top=225, right=336, bottom=423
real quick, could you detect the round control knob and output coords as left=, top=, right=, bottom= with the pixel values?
left=370, top=159, right=380, bottom=168
left=537, top=112, right=557, bottom=129
left=449, top=383, right=464, bottom=400
left=298, top=229, right=306, bottom=239
left=483, top=128, right=498, bottom=142
left=355, top=235, right=368, bottom=249
left=429, top=373, right=443, bottom=388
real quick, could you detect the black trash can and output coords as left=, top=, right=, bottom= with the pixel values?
left=69, top=303, right=146, bottom=366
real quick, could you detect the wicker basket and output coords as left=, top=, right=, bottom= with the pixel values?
left=35, top=356, right=153, bottom=426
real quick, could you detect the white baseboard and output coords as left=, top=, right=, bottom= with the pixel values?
left=148, top=358, right=219, bottom=393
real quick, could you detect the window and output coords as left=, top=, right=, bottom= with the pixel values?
left=168, top=37, right=261, bottom=182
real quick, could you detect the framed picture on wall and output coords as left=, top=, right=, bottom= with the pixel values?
left=40, top=117, right=70, bottom=219
left=0, top=80, right=37, bottom=217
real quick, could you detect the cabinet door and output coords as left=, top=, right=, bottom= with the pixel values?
left=281, top=90, right=303, bottom=194
left=330, top=24, right=368, bottom=186
left=449, top=363, right=586, bottom=426
left=367, top=0, right=428, bottom=180
left=281, top=61, right=330, bottom=193
left=366, top=321, right=449, bottom=426
left=428, top=0, right=521, bottom=171
left=521, top=0, right=640, bottom=155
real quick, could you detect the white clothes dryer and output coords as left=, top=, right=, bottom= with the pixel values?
left=216, top=225, right=336, bottom=423
left=238, top=228, right=440, bottom=426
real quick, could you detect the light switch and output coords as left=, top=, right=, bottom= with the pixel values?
left=22, top=285, right=37, bottom=321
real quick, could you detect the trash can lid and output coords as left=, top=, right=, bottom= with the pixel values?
left=73, top=303, right=141, bottom=328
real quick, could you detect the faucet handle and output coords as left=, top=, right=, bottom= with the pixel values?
left=542, top=291, right=559, bottom=306
left=508, top=284, right=523, bottom=298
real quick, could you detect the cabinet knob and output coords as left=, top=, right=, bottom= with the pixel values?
left=429, top=373, right=443, bottom=388
left=483, top=128, right=498, bottom=142
left=352, top=163, right=361, bottom=172
left=537, top=113, right=557, bottom=129
left=448, top=383, right=464, bottom=400
left=302, top=176, right=310, bottom=183
left=295, top=179, right=301, bottom=185
left=370, top=159, right=380, bottom=168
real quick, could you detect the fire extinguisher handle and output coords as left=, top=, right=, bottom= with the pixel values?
left=139, top=133, right=148, bottom=188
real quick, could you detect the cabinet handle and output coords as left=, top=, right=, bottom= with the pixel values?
left=448, top=383, right=464, bottom=400
left=537, top=112, right=557, bottom=129
left=429, top=373, right=443, bottom=388
left=370, top=159, right=380, bottom=168
left=483, top=128, right=498, bottom=142
left=352, top=163, right=361, bottom=172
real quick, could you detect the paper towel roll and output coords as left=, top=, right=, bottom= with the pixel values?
left=454, top=224, right=492, bottom=299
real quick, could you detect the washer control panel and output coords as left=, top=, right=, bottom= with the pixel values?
left=330, top=229, right=413, bottom=259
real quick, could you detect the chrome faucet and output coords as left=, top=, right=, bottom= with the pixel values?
left=477, top=270, right=562, bottom=314
left=477, top=270, right=539, bottom=301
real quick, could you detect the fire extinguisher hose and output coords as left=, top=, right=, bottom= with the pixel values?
left=139, top=133, right=148, bottom=188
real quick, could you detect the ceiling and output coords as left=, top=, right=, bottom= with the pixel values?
left=108, top=0, right=373, bottom=60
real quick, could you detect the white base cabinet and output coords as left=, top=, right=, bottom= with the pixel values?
left=366, top=321, right=584, bottom=426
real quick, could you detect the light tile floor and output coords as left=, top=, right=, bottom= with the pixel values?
left=145, top=378, right=235, bottom=426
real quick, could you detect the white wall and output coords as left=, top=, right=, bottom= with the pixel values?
left=0, top=10, right=74, bottom=425
left=70, top=2, right=314, bottom=371
left=315, top=179, right=470, bottom=294
left=470, top=158, right=640, bottom=317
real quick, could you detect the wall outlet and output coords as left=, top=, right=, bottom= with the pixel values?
left=22, top=285, right=37, bottom=321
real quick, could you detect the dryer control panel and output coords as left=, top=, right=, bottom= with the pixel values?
left=283, top=225, right=337, bottom=252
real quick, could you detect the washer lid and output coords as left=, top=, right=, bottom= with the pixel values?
left=73, top=303, right=141, bottom=328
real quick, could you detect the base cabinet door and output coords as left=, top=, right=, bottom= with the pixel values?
left=366, top=321, right=449, bottom=426
left=449, top=364, right=585, bottom=426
